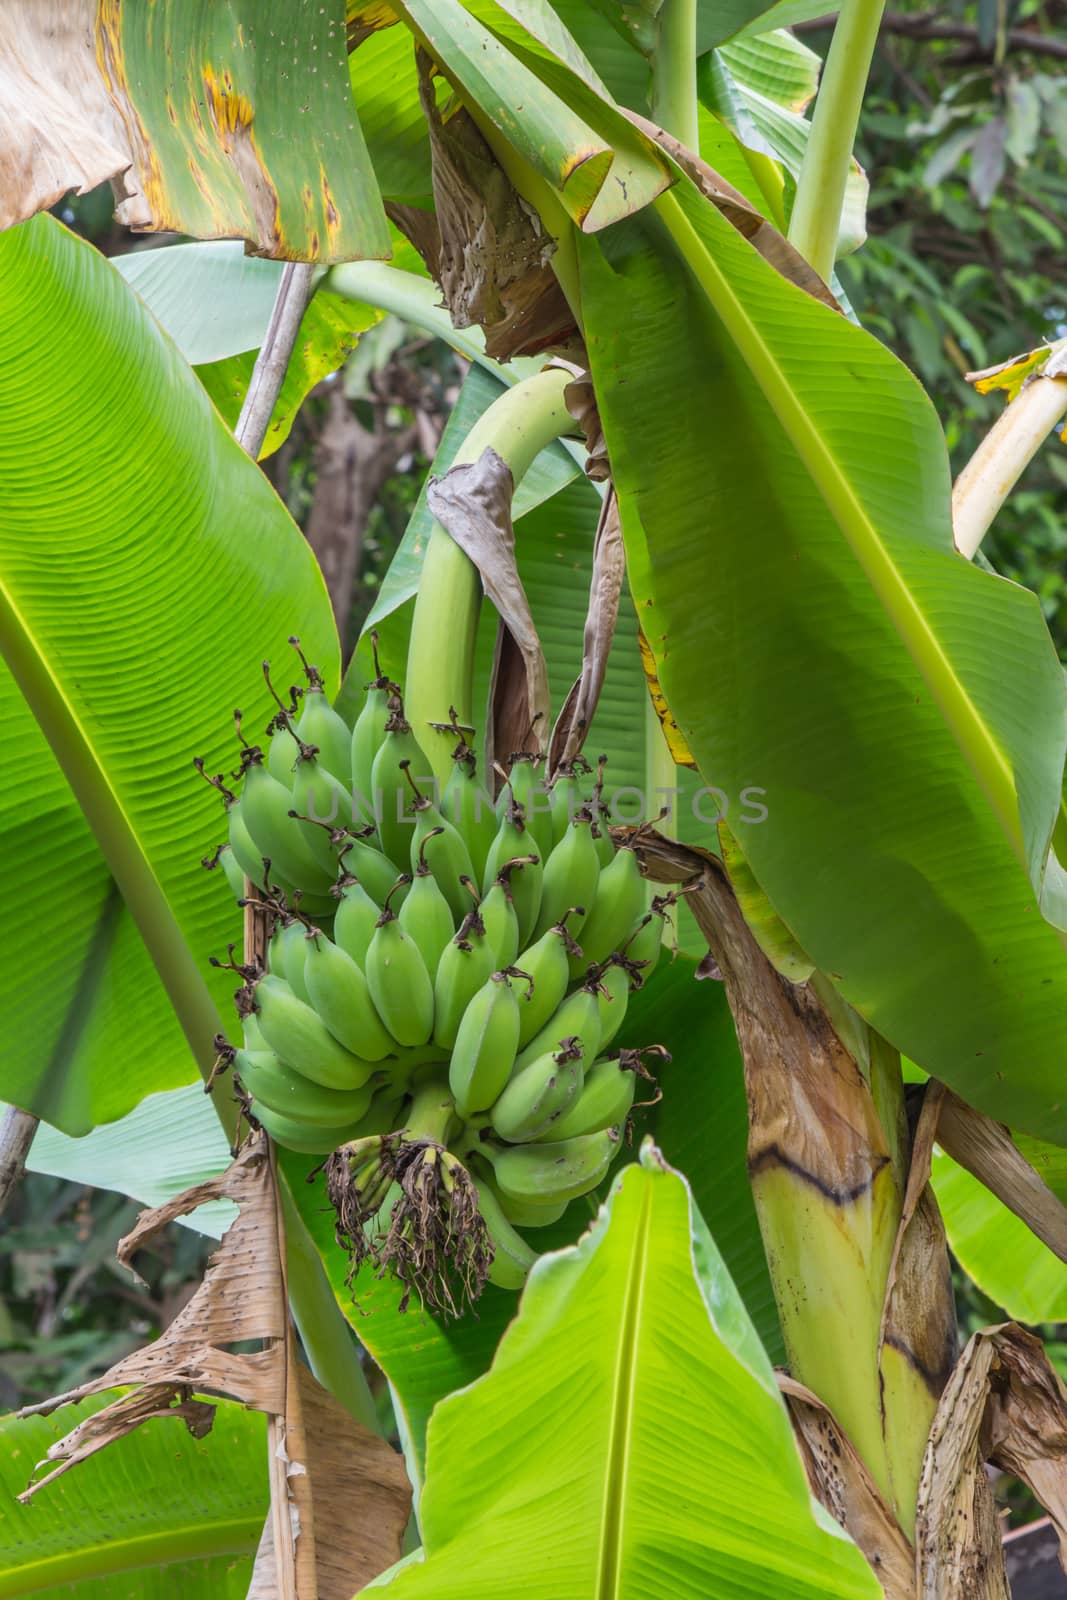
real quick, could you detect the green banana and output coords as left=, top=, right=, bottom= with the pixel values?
left=365, top=883, right=435, bottom=1047
left=483, top=801, right=542, bottom=945
left=513, top=976, right=603, bottom=1075
left=536, top=1054, right=637, bottom=1142
left=266, top=720, right=301, bottom=785
left=371, top=689, right=433, bottom=865
left=548, top=761, right=589, bottom=847
left=337, top=832, right=405, bottom=908
left=242, top=1012, right=266, bottom=1050
left=254, top=973, right=374, bottom=1090
left=568, top=842, right=649, bottom=975
left=621, top=903, right=668, bottom=982
left=480, top=857, right=536, bottom=971
left=350, top=635, right=391, bottom=808
left=596, top=959, right=631, bottom=1052
left=492, top=1187, right=568, bottom=1228
left=590, top=755, right=615, bottom=867
left=290, top=751, right=350, bottom=873
left=303, top=932, right=395, bottom=1061
left=405, top=765, right=476, bottom=922
left=471, top=1174, right=538, bottom=1289
left=218, top=843, right=246, bottom=901
left=500, top=755, right=553, bottom=861
left=448, top=968, right=526, bottom=1118
left=331, top=872, right=381, bottom=969
left=271, top=915, right=312, bottom=1003
left=234, top=1046, right=375, bottom=1127
left=251, top=1099, right=370, bottom=1154
left=441, top=735, right=497, bottom=882
left=290, top=639, right=353, bottom=783
left=533, top=806, right=600, bottom=941
left=239, top=752, right=334, bottom=893
left=489, top=1040, right=583, bottom=1143
left=515, top=915, right=583, bottom=1047
left=432, top=909, right=496, bottom=1049
left=484, top=1125, right=621, bottom=1205
left=399, top=832, right=455, bottom=978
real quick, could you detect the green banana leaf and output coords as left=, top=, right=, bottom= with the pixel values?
left=115, top=243, right=382, bottom=459
left=368, top=1147, right=878, bottom=1597
left=0, top=1395, right=267, bottom=1598
left=3, top=3, right=387, bottom=261
left=0, top=215, right=339, bottom=1134
left=933, top=1144, right=1067, bottom=1325
left=578, top=174, right=1067, bottom=1144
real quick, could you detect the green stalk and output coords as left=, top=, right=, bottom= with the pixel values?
left=404, top=367, right=574, bottom=784
left=651, top=0, right=699, bottom=148
left=787, top=0, right=886, bottom=285
left=282, top=1185, right=381, bottom=1433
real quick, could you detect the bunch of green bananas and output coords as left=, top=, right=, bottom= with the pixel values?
left=200, top=641, right=671, bottom=1312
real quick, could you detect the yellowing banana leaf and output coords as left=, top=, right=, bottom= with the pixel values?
left=0, top=2, right=388, bottom=261
left=0, top=215, right=339, bottom=1134
left=368, top=1148, right=879, bottom=1597
left=579, top=174, right=1067, bottom=1143
left=0, top=1395, right=267, bottom=1598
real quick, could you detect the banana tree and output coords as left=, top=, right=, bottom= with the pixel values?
left=2, top=2, right=1067, bottom=1597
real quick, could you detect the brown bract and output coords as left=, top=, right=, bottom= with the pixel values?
left=17, top=1132, right=410, bottom=1600
left=427, top=447, right=551, bottom=776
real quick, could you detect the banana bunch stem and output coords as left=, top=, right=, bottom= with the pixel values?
left=405, top=367, right=575, bottom=784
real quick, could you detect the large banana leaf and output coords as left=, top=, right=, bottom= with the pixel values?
left=0, top=215, right=338, bottom=1133
left=578, top=175, right=1067, bottom=1144
left=2, top=3, right=388, bottom=261
left=369, top=1147, right=878, bottom=1597
left=0, top=1395, right=267, bottom=1598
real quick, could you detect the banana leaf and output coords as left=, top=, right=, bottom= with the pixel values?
left=367, top=1147, right=878, bottom=1597
left=0, top=215, right=338, bottom=1134
left=0, top=1395, right=267, bottom=1598
left=1, top=2, right=388, bottom=261
left=578, top=175, right=1067, bottom=1143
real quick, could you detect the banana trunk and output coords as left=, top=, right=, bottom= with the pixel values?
left=638, top=835, right=958, bottom=1561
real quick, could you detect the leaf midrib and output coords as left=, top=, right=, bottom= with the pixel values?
left=0, top=1513, right=263, bottom=1597
left=654, top=185, right=1053, bottom=905
left=596, top=1177, right=653, bottom=1598
left=0, top=577, right=230, bottom=1123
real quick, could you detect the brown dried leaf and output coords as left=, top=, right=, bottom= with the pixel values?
left=426, top=448, right=551, bottom=772
left=0, top=1, right=140, bottom=231
left=17, top=1134, right=410, bottom=1598
left=935, top=1088, right=1067, bottom=1264
left=778, top=1374, right=915, bottom=1600
left=414, top=50, right=577, bottom=361
left=914, top=1324, right=1067, bottom=1596
left=548, top=489, right=625, bottom=774
left=622, top=112, right=841, bottom=312
left=249, top=1363, right=412, bottom=1600
left=560, top=366, right=610, bottom=482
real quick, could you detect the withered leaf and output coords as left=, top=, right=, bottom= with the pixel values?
left=548, top=488, right=625, bottom=775
left=637, top=627, right=697, bottom=769
left=17, top=1133, right=410, bottom=1599
left=914, top=1323, right=1067, bottom=1596
left=779, top=1374, right=915, bottom=1600
left=426, top=447, right=551, bottom=776
left=412, top=49, right=577, bottom=361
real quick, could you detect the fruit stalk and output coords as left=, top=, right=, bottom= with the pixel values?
left=404, top=367, right=575, bottom=785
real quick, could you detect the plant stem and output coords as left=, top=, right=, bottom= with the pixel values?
left=787, top=0, right=886, bottom=283
left=281, top=1185, right=381, bottom=1432
left=405, top=367, right=574, bottom=784
left=952, top=341, right=1067, bottom=558
left=651, top=0, right=699, bottom=149
left=235, top=264, right=315, bottom=460
left=0, top=1106, right=38, bottom=1219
